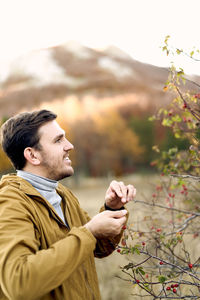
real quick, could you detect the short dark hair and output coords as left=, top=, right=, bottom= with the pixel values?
left=0, top=109, right=57, bottom=170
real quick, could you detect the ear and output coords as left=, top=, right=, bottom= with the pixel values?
left=24, top=147, right=41, bottom=166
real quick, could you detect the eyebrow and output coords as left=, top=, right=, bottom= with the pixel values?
left=52, top=132, right=65, bottom=143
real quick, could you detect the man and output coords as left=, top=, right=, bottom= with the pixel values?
left=0, top=110, right=136, bottom=300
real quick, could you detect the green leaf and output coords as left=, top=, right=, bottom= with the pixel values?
left=190, top=50, right=194, bottom=57
left=130, top=246, right=140, bottom=255
left=158, top=275, right=167, bottom=283
left=144, top=283, right=150, bottom=291
left=175, top=132, right=181, bottom=139
left=121, top=248, right=129, bottom=255
left=123, top=263, right=134, bottom=270
left=138, top=267, right=145, bottom=275
left=168, top=147, right=178, bottom=156
left=162, top=118, right=172, bottom=127
left=136, top=267, right=145, bottom=275
left=148, top=116, right=156, bottom=122
left=176, top=49, right=182, bottom=55
left=172, top=114, right=182, bottom=122
left=134, top=248, right=141, bottom=255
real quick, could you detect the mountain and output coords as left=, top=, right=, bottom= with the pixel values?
left=0, top=41, right=197, bottom=118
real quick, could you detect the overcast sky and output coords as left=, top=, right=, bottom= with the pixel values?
left=0, top=0, right=200, bottom=75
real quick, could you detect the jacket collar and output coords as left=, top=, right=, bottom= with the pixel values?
left=2, top=173, right=65, bottom=197
left=1, top=173, right=68, bottom=227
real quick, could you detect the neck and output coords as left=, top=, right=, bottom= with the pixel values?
left=22, top=165, right=50, bottom=180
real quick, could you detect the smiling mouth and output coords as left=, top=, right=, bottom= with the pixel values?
left=64, top=156, right=71, bottom=163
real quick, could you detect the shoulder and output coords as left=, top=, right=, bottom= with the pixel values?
left=0, top=174, right=40, bottom=215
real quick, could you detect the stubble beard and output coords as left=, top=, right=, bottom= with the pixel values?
left=40, top=153, right=74, bottom=181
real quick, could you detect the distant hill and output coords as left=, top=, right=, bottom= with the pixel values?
left=0, top=42, right=198, bottom=118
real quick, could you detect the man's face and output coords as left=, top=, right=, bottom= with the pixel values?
left=37, top=120, right=74, bottom=181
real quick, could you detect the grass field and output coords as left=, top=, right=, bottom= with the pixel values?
left=62, top=174, right=158, bottom=300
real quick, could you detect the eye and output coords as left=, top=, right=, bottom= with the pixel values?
left=55, top=137, right=62, bottom=143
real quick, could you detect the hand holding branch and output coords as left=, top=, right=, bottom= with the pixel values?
left=105, top=180, right=136, bottom=210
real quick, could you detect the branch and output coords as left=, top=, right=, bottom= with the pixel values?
left=139, top=250, right=200, bottom=282
left=176, top=48, right=200, bottom=62
left=175, top=85, right=200, bottom=121
left=168, top=214, right=197, bottom=235
left=133, top=199, right=200, bottom=216
left=171, top=174, right=200, bottom=181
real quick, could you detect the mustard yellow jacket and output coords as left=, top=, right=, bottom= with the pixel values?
left=0, top=174, right=124, bottom=300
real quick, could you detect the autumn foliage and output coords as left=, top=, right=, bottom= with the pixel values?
left=60, top=109, right=144, bottom=177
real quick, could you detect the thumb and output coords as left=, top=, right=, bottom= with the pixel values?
left=110, top=209, right=127, bottom=219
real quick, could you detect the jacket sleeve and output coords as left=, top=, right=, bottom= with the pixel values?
left=94, top=205, right=129, bottom=258
left=0, top=191, right=96, bottom=300
left=64, top=186, right=129, bottom=259
left=80, top=205, right=129, bottom=258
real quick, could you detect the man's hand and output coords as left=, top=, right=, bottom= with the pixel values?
left=105, top=180, right=136, bottom=210
left=84, top=210, right=127, bottom=238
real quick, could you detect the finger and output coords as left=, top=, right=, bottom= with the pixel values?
left=110, top=181, right=128, bottom=203
left=118, top=181, right=128, bottom=203
left=109, top=209, right=128, bottom=219
left=105, top=190, right=116, bottom=202
left=127, top=185, right=137, bottom=202
left=110, top=180, right=123, bottom=198
left=117, top=216, right=127, bottom=227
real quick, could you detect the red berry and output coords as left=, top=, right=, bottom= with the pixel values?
left=122, top=225, right=126, bottom=230
left=159, top=261, right=164, bottom=265
left=136, top=279, right=140, bottom=284
left=183, top=103, right=187, bottom=109
left=174, top=283, right=179, bottom=287
left=173, top=288, right=177, bottom=293
left=117, top=249, right=121, bottom=253
left=121, top=239, right=126, bottom=246
left=142, top=242, right=146, bottom=246
left=156, top=228, right=161, bottom=232
left=171, top=284, right=174, bottom=288
left=166, top=286, right=171, bottom=290
left=194, top=93, right=200, bottom=99
left=188, top=263, right=193, bottom=269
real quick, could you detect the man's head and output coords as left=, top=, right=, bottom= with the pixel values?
left=0, top=109, right=74, bottom=180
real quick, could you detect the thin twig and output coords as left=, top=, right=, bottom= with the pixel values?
left=133, top=199, right=200, bottom=216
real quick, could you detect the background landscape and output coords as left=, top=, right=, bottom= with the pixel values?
left=0, top=42, right=197, bottom=176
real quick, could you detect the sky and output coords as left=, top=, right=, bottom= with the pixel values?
left=0, top=0, right=200, bottom=76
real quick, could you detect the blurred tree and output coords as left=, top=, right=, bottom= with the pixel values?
left=69, top=110, right=144, bottom=177
left=129, top=116, right=155, bottom=165
left=0, top=146, right=12, bottom=173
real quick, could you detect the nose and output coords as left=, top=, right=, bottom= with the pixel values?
left=64, top=139, right=74, bottom=151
